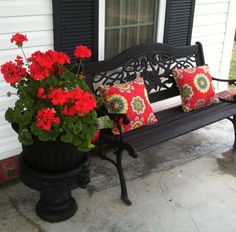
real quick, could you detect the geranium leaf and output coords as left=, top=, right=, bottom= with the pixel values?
left=5, top=108, right=15, bottom=123
left=19, top=129, right=33, bottom=145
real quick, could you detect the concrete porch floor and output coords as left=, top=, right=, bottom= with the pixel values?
left=1, top=119, right=236, bottom=232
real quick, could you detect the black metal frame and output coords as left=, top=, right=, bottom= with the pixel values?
left=227, top=115, right=236, bottom=147
left=84, top=42, right=236, bottom=205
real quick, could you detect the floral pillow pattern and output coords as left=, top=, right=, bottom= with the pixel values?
left=99, top=77, right=158, bottom=134
left=173, top=65, right=218, bottom=112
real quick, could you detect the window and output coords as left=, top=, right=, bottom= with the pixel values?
left=104, top=0, right=159, bottom=59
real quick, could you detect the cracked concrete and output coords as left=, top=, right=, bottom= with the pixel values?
left=1, top=119, right=236, bottom=232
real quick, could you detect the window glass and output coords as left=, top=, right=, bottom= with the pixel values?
left=105, top=0, right=120, bottom=27
left=121, top=27, right=137, bottom=51
left=122, top=0, right=138, bottom=25
left=139, top=25, right=154, bottom=44
left=105, top=29, right=120, bottom=59
left=105, top=0, right=159, bottom=59
left=140, top=0, right=156, bottom=23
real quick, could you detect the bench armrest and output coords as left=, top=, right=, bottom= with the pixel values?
left=108, top=113, right=130, bottom=143
left=212, top=77, right=236, bottom=86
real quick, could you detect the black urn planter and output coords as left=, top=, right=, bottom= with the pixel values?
left=19, top=138, right=91, bottom=222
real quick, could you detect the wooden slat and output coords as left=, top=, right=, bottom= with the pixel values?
left=0, top=1, right=52, bottom=17
left=196, top=0, right=229, bottom=4
left=123, top=102, right=236, bottom=151
left=192, top=24, right=226, bottom=37
left=194, top=3, right=229, bottom=15
left=0, top=31, right=53, bottom=51
left=0, top=45, right=53, bottom=64
left=193, top=13, right=228, bottom=26
left=0, top=15, right=53, bottom=34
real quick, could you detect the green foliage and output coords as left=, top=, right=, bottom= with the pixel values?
left=5, top=68, right=101, bottom=152
left=19, top=129, right=33, bottom=145
left=5, top=108, right=15, bottom=123
left=2, top=38, right=103, bottom=153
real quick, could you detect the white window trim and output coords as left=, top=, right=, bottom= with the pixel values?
left=98, top=0, right=105, bottom=61
left=98, top=0, right=167, bottom=61
left=156, top=0, right=166, bottom=43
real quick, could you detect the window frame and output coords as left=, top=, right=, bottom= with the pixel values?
left=98, top=0, right=167, bottom=61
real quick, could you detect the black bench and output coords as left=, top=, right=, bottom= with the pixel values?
left=84, top=42, right=236, bottom=205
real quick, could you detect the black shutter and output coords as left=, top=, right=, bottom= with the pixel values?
left=164, top=0, right=195, bottom=46
left=52, top=0, right=98, bottom=61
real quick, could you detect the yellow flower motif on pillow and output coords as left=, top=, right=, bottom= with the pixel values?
left=131, top=96, right=145, bottom=114
left=130, top=116, right=144, bottom=131
left=180, top=84, right=194, bottom=100
left=106, top=94, right=128, bottom=114
left=194, top=73, right=210, bottom=93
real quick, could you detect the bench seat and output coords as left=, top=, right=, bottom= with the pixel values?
left=100, top=101, right=236, bottom=152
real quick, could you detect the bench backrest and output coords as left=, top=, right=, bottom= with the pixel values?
left=84, top=42, right=205, bottom=103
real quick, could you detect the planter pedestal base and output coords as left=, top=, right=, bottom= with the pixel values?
left=19, top=152, right=90, bottom=222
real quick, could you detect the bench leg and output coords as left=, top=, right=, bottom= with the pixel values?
left=97, top=146, right=132, bottom=206
left=233, top=115, right=236, bottom=148
left=227, top=115, right=236, bottom=148
left=116, top=148, right=132, bottom=206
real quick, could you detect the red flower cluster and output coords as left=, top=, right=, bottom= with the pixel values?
left=1, top=59, right=27, bottom=84
left=74, top=45, right=92, bottom=59
left=10, top=33, right=28, bottom=47
left=28, top=50, right=70, bottom=80
left=37, top=87, right=68, bottom=105
left=63, top=88, right=97, bottom=116
left=36, top=108, right=60, bottom=131
left=37, top=87, right=97, bottom=117
left=47, top=87, right=68, bottom=105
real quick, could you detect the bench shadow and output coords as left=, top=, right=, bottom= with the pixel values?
left=216, top=147, right=236, bottom=176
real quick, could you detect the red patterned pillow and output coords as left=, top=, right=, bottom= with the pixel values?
left=173, top=65, right=218, bottom=112
left=99, top=77, right=158, bottom=134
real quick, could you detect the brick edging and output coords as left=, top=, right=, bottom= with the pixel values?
left=0, top=155, right=19, bottom=184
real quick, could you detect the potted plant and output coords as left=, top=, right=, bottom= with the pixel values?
left=0, top=33, right=103, bottom=222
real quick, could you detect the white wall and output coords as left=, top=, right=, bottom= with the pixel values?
left=192, top=0, right=236, bottom=90
left=0, top=0, right=53, bottom=160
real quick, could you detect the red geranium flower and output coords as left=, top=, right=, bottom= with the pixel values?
left=74, top=45, right=92, bottom=59
left=10, top=33, right=28, bottom=47
left=37, top=87, right=47, bottom=99
left=36, top=108, right=60, bottom=131
left=1, top=61, right=27, bottom=84
left=15, top=55, right=24, bottom=65
left=28, top=50, right=70, bottom=80
left=47, top=87, right=68, bottom=106
left=2, top=33, right=101, bottom=152
left=62, top=88, right=97, bottom=116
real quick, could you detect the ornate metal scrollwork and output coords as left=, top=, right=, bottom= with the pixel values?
left=92, top=52, right=197, bottom=97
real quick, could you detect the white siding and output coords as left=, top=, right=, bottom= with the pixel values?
left=0, top=0, right=53, bottom=160
left=192, top=0, right=236, bottom=90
